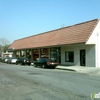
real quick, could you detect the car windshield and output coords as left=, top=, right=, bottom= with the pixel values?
left=18, top=58, right=28, bottom=60
left=23, top=58, right=28, bottom=60
left=11, top=57, right=16, bottom=59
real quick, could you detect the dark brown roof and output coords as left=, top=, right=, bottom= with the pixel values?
left=9, top=19, right=99, bottom=50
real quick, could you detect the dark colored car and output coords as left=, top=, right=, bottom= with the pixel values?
left=7, top=57, right=17, bottom=64
left=16, top=57, right=31, bottom=66
left=34, top=58, right=58, bottom=68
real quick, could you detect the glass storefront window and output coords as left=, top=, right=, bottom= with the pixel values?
left=33, top=49, right=39, bottom=61
left=40, top=48, right=49, bottom=58
left=50, top=47, right=61, bottom=63
left=65, top=51, right=74, bottom=62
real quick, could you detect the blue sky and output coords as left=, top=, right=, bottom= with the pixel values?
left=0, top=0, right=100, bottom=43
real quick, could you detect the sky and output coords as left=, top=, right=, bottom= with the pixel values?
left=0, top=0, right=100, bottom=44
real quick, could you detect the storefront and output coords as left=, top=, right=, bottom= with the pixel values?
left=32, top=49, right=39, bottom=61
left=32, top=48, right=61, bottom=63
left=32, top=48, right=49, bottom=61
left=40, top=48, right=49, bottom=58
left=50, top=47, right=61, bottom=64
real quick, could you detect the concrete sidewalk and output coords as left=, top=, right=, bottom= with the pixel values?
left=56, top=65, right=100, bottom=76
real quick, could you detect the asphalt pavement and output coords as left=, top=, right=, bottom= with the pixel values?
left=0, top=63, right=100, bottom=100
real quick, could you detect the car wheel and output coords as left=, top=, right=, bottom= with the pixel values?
left=34, top=64, right=37, bottom=67
left=21, top=62, right=23, bottom=65
left=16, top=62, right=18, bottom=65
left=42, top=65, right=46, bottom=68
left=53, top=66, right=56, bottom=69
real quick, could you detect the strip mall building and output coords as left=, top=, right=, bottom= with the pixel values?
left=9, top=19, right=100, bottom=67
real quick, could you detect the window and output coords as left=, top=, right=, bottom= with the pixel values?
left=40, top=48, right=49, bottom=58
left=65, top=51, right=74, bottom=62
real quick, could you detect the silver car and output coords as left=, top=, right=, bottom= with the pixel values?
left=7, top=57, right=17, bottom=64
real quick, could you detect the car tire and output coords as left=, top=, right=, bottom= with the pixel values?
left=34, top=64, right=37, bottom=67
left=53, top=66, right=56, bottom=69
left=42, top=65, right=46, bottom=68
left=21, top=62, right=23, bottom=65
left=16, top=62, right=18, bottom=65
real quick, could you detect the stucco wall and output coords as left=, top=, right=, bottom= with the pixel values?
left=61, top=44, right=95, bottom=67
left=96, top=33, right=100, bottom=67
left=86, top=45, right=95, bottom=67
left=86, top=20, right=100, bottom=67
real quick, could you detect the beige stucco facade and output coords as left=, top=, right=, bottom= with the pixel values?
left=61, top=44, right=95, bottom=67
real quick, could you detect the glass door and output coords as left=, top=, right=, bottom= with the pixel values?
left=80, top=49, right=86, bottom=66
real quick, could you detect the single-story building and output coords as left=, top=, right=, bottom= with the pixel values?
left=9, top=19, right=100, bottom=67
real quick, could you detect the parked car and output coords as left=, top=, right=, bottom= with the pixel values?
left=2, top=57, right=9, bottom=63
left=7, top=57, right=17, bottom=64
left=34, top=58, right=58, bottom=68
left=16, top=57, right=31, bottom=66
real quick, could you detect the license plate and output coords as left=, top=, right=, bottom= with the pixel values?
left=52, top=63, right=54, bottom=65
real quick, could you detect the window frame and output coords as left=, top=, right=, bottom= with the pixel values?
left=65, top=51, right=74, bottom=62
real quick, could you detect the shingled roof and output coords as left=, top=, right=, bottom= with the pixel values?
left=9, top=19, right=99, bottom=50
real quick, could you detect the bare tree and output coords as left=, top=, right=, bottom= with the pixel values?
left=0, top=38, right=10, bottom=46
left=0, top=38, right=10, bottom=54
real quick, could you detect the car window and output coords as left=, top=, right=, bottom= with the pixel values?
left=19, top=58, right=22, bottom=60
left=19, top=58, right=28, bottom=60
left=19, top=58, right=23, bottom=60
left=24, top=58, right=28, bottom=60
left=38, top=58, right=45, bottom=62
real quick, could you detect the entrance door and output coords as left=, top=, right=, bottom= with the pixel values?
left=80, top=49, right=86, bottom=66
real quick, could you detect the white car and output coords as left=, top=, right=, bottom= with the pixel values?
left=7, top=57, right=17, bottom=64
left=2, top=57, right=9, bottom=63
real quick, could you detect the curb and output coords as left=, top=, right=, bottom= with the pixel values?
left=56, top=67, right=76, bottom=72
